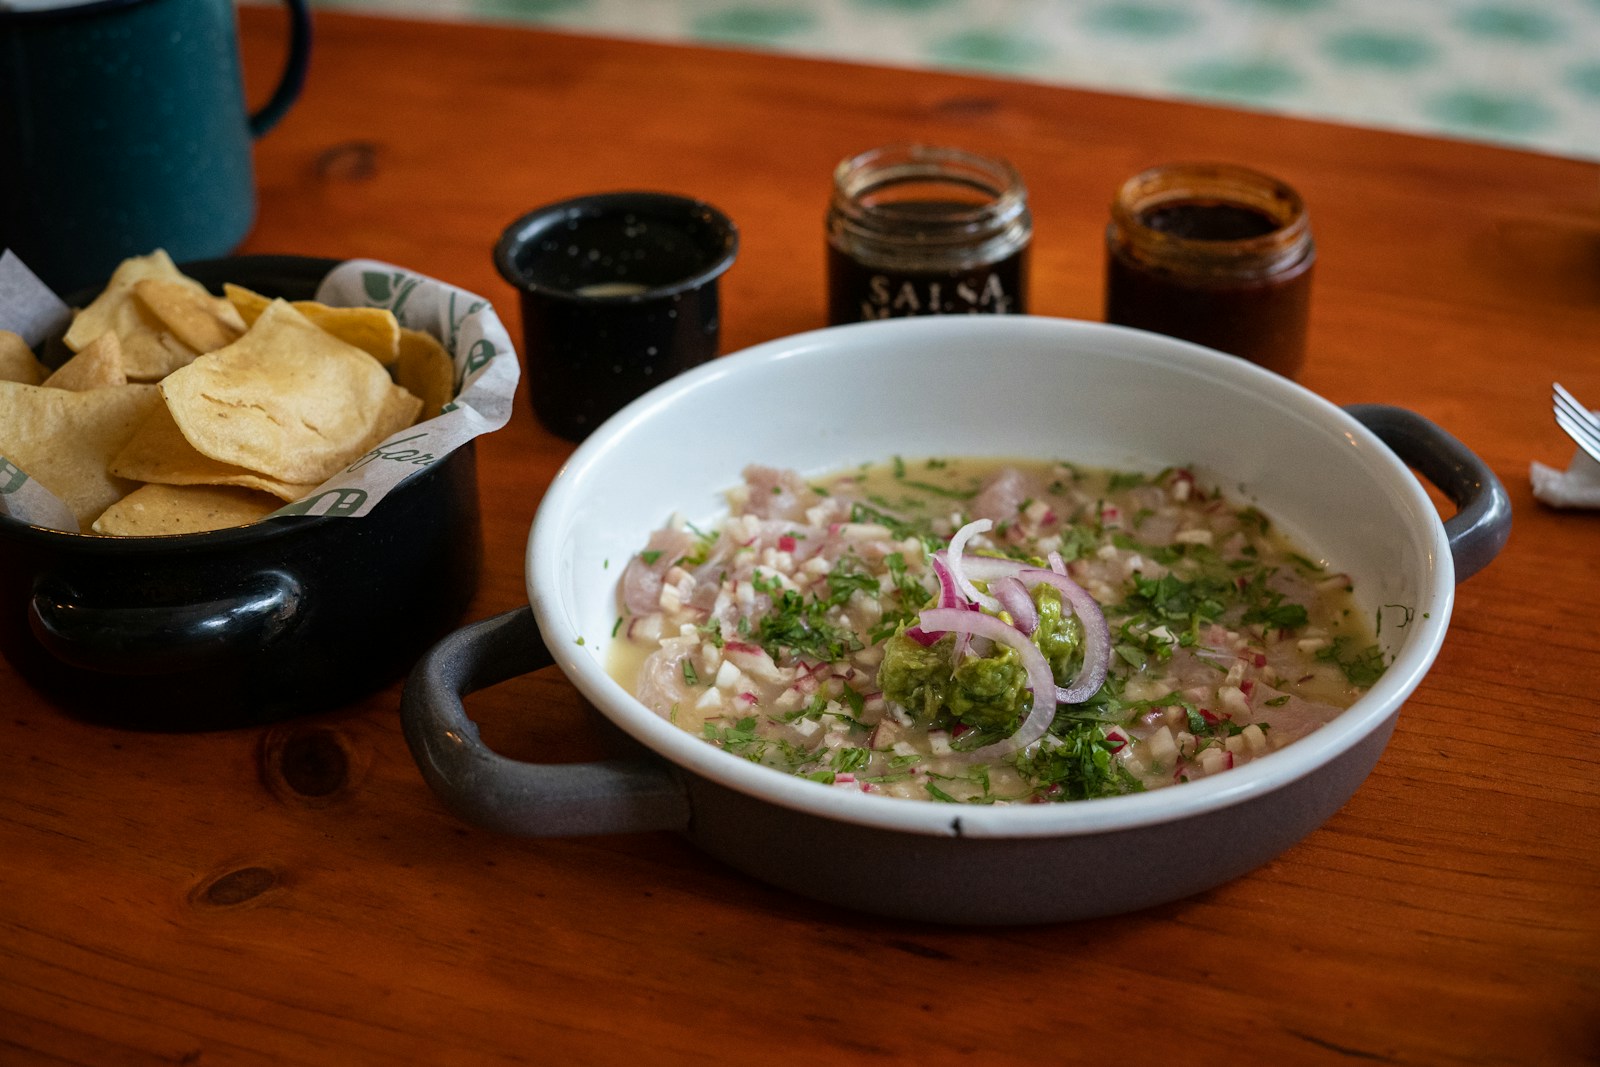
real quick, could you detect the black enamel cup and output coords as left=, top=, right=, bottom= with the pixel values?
left=0, top=256, right=480, bottom=731
left=494, top=192, right=738, bottom=441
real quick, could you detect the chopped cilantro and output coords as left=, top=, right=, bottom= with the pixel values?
left=849, top=501, right=941, bottom=549
left=833, top=747, right=870, bottom=774
left=698, top=619, right=725, bottom=648
left=1015, top=721, right=1144, bottom=800
left=1317, top=638, right=1388, bottom=687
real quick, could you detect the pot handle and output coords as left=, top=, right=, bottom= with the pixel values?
left=400, top=606, right=692, bottom=837
left=1344, top=403, right=1512, bottom=583
left=29, top=571, right=305, bottom=674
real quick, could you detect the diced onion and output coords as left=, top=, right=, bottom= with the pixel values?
left=914, top=607, right=1057, bottom=761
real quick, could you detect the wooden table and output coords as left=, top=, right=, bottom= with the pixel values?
left=4, top=9, right=1598, bottom=1065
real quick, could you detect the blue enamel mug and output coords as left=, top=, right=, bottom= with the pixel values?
left=0, top=0, right=312, bottom=294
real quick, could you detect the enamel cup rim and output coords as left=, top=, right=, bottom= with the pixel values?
left=527, top=315, right=1452, bottom=840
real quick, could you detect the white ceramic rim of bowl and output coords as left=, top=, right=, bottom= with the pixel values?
left=528, top=315, right=1453, bottom=840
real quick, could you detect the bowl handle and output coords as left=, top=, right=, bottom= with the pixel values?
left=28, top=571, right=304, bottom=674
left=400, top=606, right=691, bottom=837
left=1344, top=404, right=1512, bottom=583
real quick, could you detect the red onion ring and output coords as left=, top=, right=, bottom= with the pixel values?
left=991, top=576, right=1038, bottom=634
left=952, top=553, right=1028, bottom=583
left=946, top=519, right=999, bottom=611
left=906, top=555, right=967, bottom=647
left=1015, top=567, right=1111, bottom=704
left=931, top=550, right=1110, bottom=704
left=915, top=607, right=1057, bottom=761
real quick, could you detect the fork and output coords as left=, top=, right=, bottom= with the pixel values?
left=1553, top=383, right=1600, bottom=465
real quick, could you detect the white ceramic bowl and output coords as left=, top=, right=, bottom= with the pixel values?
left=403, top=315, right=1508, bottom=924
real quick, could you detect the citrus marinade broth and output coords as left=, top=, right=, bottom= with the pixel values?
left=609, top=458, right=1384, bottom=804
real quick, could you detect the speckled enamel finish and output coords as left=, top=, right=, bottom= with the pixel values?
left=0, top=0, right=309, bottom=293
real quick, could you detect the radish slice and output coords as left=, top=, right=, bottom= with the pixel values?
left=915, top=607, right=1057, bottom=761
left=945, top=519, right=999, bottom=611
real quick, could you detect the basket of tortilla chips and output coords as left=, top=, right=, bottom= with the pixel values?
left=0, top=251, right=519, bottom=729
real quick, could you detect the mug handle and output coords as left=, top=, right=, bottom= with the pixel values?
left=400, top=607, right=692, bottom=837
left=29, top=571, right=305, bottom=674
left=248, top=0, right=314, bottom=138
left=1344, top=403, right=1512, bottom=583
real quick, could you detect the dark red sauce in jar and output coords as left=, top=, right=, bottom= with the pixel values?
left=827, top=145, right=1031, bottom=325
left=1104, top=164, right=1315, bottom=378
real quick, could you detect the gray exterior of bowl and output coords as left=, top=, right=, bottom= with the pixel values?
left=683, top=718, right=1394, bottom=924
left=403, top=607, right=1396, bottom=925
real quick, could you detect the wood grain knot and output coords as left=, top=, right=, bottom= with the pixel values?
left=278, top=729, right=348, bottom=797
left=315, top=140, right=380, bottom=182
left=259, top=725, right=363, bottom=806
left=197, top=866, right=278, bottom=907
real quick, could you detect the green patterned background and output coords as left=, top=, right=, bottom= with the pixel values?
left=305, top=0, right=1600, bottom=160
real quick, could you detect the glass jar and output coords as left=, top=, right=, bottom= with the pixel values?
left=1104, top=162, right=1315, bottom=378
left=826, top=143, right=1032, bottom=325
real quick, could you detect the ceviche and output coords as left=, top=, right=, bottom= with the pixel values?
left=610, top=458, right=1390, bottom=804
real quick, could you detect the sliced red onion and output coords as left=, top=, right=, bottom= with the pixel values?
left=930, top=554, right=964, bottom=609
left=1048, top=551, right=1067, bottom=575
left=991, top=576, right=1038, bottom=634
left=928, top=549, right=1110, bottom=704
left=915, top=607, right=1056, bottom=761
left=1015, top=567, right=1110, bottom=704
left=906, top=555, right=965, bottom=647
left=951, top=552, right=1027, bottom=583
left=945, top=519, right=1000, bottom=612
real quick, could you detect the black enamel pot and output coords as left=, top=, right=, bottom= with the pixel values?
left=0, top=256, right=481, bottom=730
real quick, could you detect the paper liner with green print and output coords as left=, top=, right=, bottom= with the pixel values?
left=0, top=258, right=520, bottom=531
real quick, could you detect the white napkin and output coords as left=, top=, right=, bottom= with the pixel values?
left=1531, top=431, right=1600, bottom=509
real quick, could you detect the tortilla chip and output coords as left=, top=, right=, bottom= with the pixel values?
left=222, top=283, right=272, bottom=325
left=42, top=332, right=127, bottom=391
left=0, top=382, right=161, bottom=529
left=109, top=403, right=319, bottom=502
left=159, top=300, right=422, bottom=485
left=62, top=250, right=198, bottom=380
left=134, top=278, right=245, bottom=354
left=394, top=327, right=455, bottom=419
left=225, top=283, right=402, bottom=365
left=0, top=330, right=46, bottom=385
left=91, top=483, right=280, bottom=537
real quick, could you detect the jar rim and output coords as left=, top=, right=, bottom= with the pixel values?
left=1109, top=161, right=1312, bottom=273
left=831, top=142, right=1030, bottom=242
